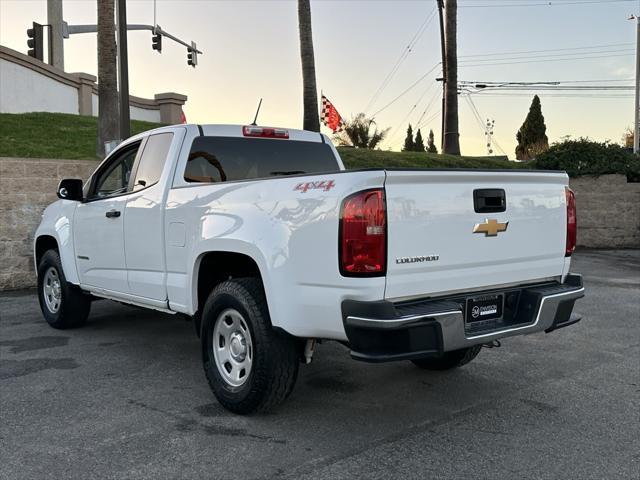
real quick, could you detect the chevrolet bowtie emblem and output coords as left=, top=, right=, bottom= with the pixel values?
left=473, top=218, right=509, bottom=237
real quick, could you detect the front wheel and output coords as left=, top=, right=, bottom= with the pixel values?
left=201, top=278, right=299, bottom=414
left=37, top=249, right=91, bottom=329
left=411, top=345, right=482, bottom=371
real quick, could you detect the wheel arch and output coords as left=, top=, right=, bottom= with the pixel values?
left=192, top=250, right=269, bottom=337
left=35, top=235, right=59, bottom=267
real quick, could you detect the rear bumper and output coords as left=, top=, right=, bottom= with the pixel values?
left=341, top=274, right=585, bottom=363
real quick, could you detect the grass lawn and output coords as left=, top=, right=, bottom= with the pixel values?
left=0, top=112, right=163, bottom=160
left=0, top=112, right=522, bottom=169
left=338, top=147, right=520, bottom=170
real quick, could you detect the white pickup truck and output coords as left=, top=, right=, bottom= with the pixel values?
left=34, top=124, right=584, bottom=413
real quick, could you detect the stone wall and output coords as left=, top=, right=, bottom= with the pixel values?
left=570, top=174, right=640, bottom=249
left=1, top=160, right=638, bottom=291
left=0, top=157, right=96, bottom=290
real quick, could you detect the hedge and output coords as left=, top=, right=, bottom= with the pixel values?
left=534, top=138, right=640, bottom=181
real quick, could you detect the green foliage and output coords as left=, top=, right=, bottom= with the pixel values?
left=427, top=129, right=438, bottom=153
left=402, top=124, right=414, bottom=152
left=534, top=138, right=640, bottom=181
left=338, top=147, right=521, bottom=170
left=335, top=113, right=390, bottom=149
left=0, top=112, right=163, bottom=160
left=516, top=95, right=549, bottom=160
left=414, top=129, right=426, bottom=152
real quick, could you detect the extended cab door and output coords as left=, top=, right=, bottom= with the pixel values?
left=74, top=141, right=142, bottom=294
left=123, top=131, right=178, bottom=301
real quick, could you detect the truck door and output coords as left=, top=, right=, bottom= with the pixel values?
left=124, top=132, right=176, bottom=301
left=74, top=141, right=142, bottom=294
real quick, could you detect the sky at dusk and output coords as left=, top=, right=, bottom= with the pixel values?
left=1, top=0, right=637, bottom=157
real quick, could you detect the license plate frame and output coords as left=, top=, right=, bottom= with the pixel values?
left=466, top=294, right=504, bottom=323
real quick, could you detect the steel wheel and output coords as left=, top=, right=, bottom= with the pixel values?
left=212, top=308, right=253, bottom=387
left=42, top=266, right=62, bottom=314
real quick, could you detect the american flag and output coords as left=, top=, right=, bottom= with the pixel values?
left=320, top=94, right=345, bottom=133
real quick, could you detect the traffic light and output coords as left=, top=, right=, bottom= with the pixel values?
left=27, top=22, right=44, bottom=61
left=187, top=46, right=197, bottom=67
left=152, top=32, right=162, bottom=53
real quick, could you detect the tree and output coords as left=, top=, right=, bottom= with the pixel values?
left=297, top=0, right=320, bottom=132
left=96, top=0, right=119, bottom=158
left=414, top=129, right=426, bottom=152
left=443, top=0, right=460, bottom=155
left=515, top=95, right=549, bottom=160
left=334, top=113, right=390, bottom=149
left=623, top=127, right=634, bottom=148
left=427, top=129, right=438, bottom=153
left=402, top=124, right=415, bottom=152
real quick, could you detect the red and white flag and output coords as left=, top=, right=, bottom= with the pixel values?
left=180, top=110, right=187, bottom=124
left=321, top=94, right=345, bottom=133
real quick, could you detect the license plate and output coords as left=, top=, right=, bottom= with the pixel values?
left=466, top=294, right=504, bottom=323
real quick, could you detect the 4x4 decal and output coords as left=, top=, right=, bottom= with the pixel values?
left=294, top=180, right=336, bottom=193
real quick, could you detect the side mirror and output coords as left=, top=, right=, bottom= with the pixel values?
left=57, top=178, right=84, bottom=201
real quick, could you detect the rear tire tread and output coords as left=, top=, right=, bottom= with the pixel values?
left=202, top=278, right=299, bottom=414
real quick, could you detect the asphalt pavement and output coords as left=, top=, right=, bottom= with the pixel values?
left=1, top=250, right=639, bottom=479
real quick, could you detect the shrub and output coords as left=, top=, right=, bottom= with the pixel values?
left=534, top=138, right=640, bottom=181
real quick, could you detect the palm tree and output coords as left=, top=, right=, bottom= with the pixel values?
left=334, top=113, right=390, bottom=149
left=297, top=0, right=320, bottom=132
left=97, top=0, right=119, bottom=157
left=443, top=0, right=460, bottom=155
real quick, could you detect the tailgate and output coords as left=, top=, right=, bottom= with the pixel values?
left=384, top=170, right=568, bottom=301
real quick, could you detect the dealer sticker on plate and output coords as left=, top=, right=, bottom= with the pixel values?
left=466, top=294, right=504, bottom=323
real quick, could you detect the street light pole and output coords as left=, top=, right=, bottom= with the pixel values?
left=437, top=0, right=446, bottom=151
left=117, top=0, right=131, bottom=140
left=634, top=15, right=639, bottom=154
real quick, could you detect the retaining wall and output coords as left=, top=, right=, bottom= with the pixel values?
left=0, top=159, right=638, bottom=291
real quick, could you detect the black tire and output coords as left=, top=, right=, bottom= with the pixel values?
left=201, top=278, right=299, bottom=414
left=411, top=345, right=482, bottom=371
left=37, top=249, right=91, bottom=329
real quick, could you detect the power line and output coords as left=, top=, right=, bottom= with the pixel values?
left=459, top=0, right=634, bottom=8
left=466, top=92, right=633, bottom=97
left=463, top=95, right=508, bottom=156
left=415, top=108, right=442, bottom=132
left=385, top=82, right=438, bottom=144
left=363, top=7, right=437, bottom=113
left=371, top=63, right=441, bottom=117
left=460, top=52, right=633, bottom=67
left=459, top=48, right=633, bottom=63
left=459, top=42, right=634, bottom=58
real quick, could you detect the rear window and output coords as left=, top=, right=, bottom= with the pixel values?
left=184, top=136, right=339, bottom=183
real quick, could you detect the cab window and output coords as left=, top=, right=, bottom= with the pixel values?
left=90, top=142, right=141, bottom=200
left=132, top=133, right=174, bottom=190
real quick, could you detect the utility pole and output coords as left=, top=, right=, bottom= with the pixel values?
left=634, top=15, right=639, bottom=154
left=117, top=0, right=131, bottom=140
left=443, top=0, right=460, bottom=155
left=46, top=0, right=64, bottom=69
left=436, top=0, right=446, bottom=151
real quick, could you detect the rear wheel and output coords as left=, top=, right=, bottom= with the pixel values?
left=201, top=278, right=299, bottom=414
left=37, top=249, right=91, bottom=329
left=411, top=345, right=482, bottom=371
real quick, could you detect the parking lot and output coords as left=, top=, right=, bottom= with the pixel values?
left=1, top=250, right=638, bottom=479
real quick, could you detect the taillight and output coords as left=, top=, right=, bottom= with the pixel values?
left=339, top=189, right=386, bottom=276
left=565, top=187, right=577, bottom=257
left=242, top=125, right=289, bottom=139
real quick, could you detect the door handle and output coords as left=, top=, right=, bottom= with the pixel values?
left=105, top=209, right=121, bottom=218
